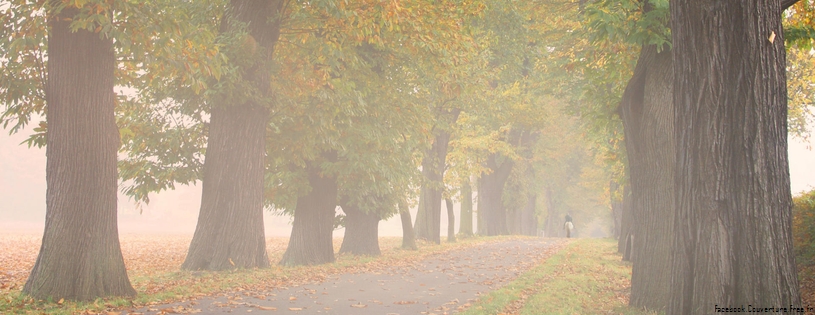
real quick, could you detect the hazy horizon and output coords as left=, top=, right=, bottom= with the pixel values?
left=2, top=126, right=813, bottom=237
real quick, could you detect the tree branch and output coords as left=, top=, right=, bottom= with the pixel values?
left=782, top=0, right=800, bottom=11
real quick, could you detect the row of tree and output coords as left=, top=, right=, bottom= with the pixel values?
left=1, top=0, right=608, bottom=302
left=5, top=1, right=812, bottom=312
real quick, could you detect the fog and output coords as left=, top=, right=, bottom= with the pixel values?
left=0, top=127, right=457, bottom=237
left=2, top=126, right=814, bottom=237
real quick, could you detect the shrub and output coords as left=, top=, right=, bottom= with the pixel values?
left=793, top=189, right=815, bottom=266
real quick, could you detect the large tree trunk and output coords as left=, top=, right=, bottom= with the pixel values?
left=338, top=201, right=381, bottom=256
left=669, top=2, right=801, bottom=314
left=280, top=160, right=338, bottom=266
left=182, top=104, right=270, bottom=270
left=183, top=0, right=284, bottom=271
left=445, top=198, right=456, bottom=242
left=23, top=6, right=135, bottom=300
left=399, top=199, right=417, bottom=250
left=477, top=153, right=513, bottom=236
left=620, top=44, right=674, bottom=311
left=458, top=179, right=474, bottom=237
left=415, top=109, right=460, bottom=243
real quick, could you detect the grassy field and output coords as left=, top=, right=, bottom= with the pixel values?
left=460, top=238, right=657, bottom=315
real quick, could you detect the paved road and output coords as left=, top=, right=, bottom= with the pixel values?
left=135, top=238, right=565, bottom=315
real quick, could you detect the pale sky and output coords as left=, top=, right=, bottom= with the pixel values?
left=1, top=128, right=814, bottom=236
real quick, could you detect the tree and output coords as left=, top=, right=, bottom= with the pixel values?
left=339, top=195, right=383, bottom=256
left=445, top=198, right=456, bottom=242
left=477, top=151, right=515, bottom=235
left=669, top=1, right=801, bottom=313
left=22, top=3, right=135, bottom=300
left=280, top=156, right=338, bottom=266
left=414, top=109, right=460, bottom=243
left=399, top=198, right=418, bottom=250
left=182, top=0, right=285, bottom=271
left=458, top=178, right=474, bottom=237
left=619, top=44, right=674, bottom=310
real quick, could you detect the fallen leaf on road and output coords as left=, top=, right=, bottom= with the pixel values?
left=394, top=300, right=417, bottom=305
left=255, top=306, right=276, bottom=310
left=351, top=303, right=367, bottom=308
left=288, top=308, right=302, bottom=311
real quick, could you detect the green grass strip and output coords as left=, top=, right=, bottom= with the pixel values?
left=461, top=238, right=657, bottom=315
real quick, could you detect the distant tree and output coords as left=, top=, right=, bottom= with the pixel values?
left=414, top=109, right=460, bottom=244
left=445, top=198, right=456, bottom=242
left=669, top=1, right=801, bottom=313
left=22, top=3, right=135, bottom=300
left=477, top=152, right=514, bottom=235
left=458, top=179, right=474, bottom=237
left=399, top=198, right=418, bottom=250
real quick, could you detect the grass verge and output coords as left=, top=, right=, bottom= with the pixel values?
left=460, top=238, right=658, bottom=315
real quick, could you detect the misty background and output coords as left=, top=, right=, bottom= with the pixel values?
left=2, top=127, right=814, bottom=237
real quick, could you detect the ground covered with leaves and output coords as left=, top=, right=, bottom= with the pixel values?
left=0, top=233, right=522, bottom=314
left=799, top=265, right=815, bottom=310
left=4, top=235, right=813, bottom=314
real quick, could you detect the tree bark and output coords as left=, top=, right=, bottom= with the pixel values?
left=458, top=179, right=474, bottom=237
left=181, top=104, right=270, bottom=270
left=23, top=5, right=135, bottom=300
left=445, top=198, right=456, bottom=242
left=280, top=160, right=338, bottom=266
left=620, top=44, right=674, bottom=311
left=338, top=201, right=381, bottom=256
left=399, top=199, right=417, bottom=250
left=183, top=0, right=284, bottom=271
left=414, top=109, right=460, bottom=243
left=670, top=1, right=801, bottom=313
left=477, top=153, right=514, bottom=236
